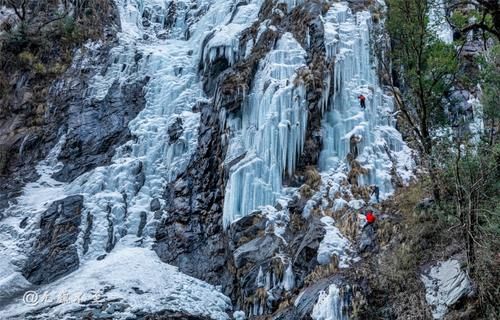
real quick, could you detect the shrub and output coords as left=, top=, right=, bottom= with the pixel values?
left=33, top=62, right=46, bottom=74
left=18, top=51, right=35, bottom=66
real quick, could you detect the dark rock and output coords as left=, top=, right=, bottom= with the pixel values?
left=53, top=76, right=150, bottom=182
left=19, top=217, right=28, bottom=229
left=97, top=254, right=107, bottom=261
left=233, top=235, right=280, bottom=269
left=0, top=14, right=119, bottom=213
left=167, top=117, right=184, bottom=142
left=154, top=100, right=233, bottom=296
left=359, top=224, right=377, bottom=253
left=105, top=205, right=115, bottom=253
left=137, top=211, right=147, bottom=237
left=22, top=195, right=83, bottom=285
left=156, top=31, right=168, bottom=40
left=150, top=198, right=161, bottom=211
left=131, top=287, right=145, bottom=295
left=82, top=212, right=94, bottom=255
left=291, top=216, right=325, bottom=273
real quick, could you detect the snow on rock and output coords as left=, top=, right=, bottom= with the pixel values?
left=223, top=32, right=308, bottom=227
left=203, top=0, right=264, bottom=66
left=0, top=0, right=260, bottom=316
left=311, top=284, right=350, bottom=320
left=310, top=2, right=415, bottom=317
left=421, top=259, right=473, bottom=319
left=1, top=247, right=231, bottom=319
left=316, top=217, right=355, bottom=268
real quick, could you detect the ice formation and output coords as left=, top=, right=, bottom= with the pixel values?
left=0, top=0, right=419, bottom=318
left=311, top=284, right=350, bottom=320
left=223, top=32, right=308, bottom=227
left=320, top=3, right=414, bottom=199
left=316, top=216, right=354, bottom=268
left=0, top=0, right=252, bottom=316
left=2, top=247, right=231, bottom=319
left=428, top=0, right=454, bottom=44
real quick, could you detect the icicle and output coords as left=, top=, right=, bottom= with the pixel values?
left=282, top=264, right=295, bottom=291
left=311, top=284, right=349, bottom=320
left=256, top=267, right=265, bottom=287
left=223, top=32, right=308, bottom=228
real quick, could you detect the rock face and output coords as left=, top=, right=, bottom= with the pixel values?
left=52, top=76, right=150, bottom=182
left=154, top=101, right=231, bottom=290
left=0, top=2, right=120, bottom=211
left=4, top=0, right=486, bottom=319
left=22, top=195, right=84, bottom=285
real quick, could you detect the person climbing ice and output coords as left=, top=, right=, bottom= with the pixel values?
left=358, top=94, right=366, bottom=109
left=365, top=210, right=376, bottom=225
left=349, top=134, right=362, bottom=159
left=371, top=185, right=380, bottom=203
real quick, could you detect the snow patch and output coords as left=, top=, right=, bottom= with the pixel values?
left=2, top=247, right=231, bottom=319
left=421, top=259, right=472, bottom=319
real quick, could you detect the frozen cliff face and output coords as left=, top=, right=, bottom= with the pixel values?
left=223, top=32, right=308, bottom=227
left=0, top=0, right=418, bottom=318
left=0, top=0, right=253, bottom=317
left=320, top=3, right=414, bottom=200
left=221, top=1, right=414, bottom=318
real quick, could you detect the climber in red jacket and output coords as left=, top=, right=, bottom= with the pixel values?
left=358, top=94, right=366, bottom=109
left=365, top=210, right=376, bottom=224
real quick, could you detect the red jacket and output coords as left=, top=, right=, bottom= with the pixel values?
left=358, top=95, right=366, bottom=101
left=366, top=212, right=376, bottom=224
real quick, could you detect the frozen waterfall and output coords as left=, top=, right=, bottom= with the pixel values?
left=223, top=32, right=308, bottom=227
left=311, top=284, right=350, bottom=320
left=319, top=3, right=414, bottom=201
left=428, top=0, right=453, bottom=44
left=0, top=0, right=263, bottom=317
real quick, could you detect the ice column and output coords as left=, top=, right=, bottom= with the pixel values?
left=311, top=284, right=350, bottom=320
left=319, top=4, right=413, bottom=201
left=223, top=32, right=308, bottom=227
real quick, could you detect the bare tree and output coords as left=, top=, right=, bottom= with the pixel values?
left=4, top=0, right=28, bottom=21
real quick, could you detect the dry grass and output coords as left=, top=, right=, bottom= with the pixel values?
left=304, top=257, right=339, bottom=286
left=304, top=166, right=322, bottom=189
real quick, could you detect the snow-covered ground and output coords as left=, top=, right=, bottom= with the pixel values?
left=2, top=247, right=231, bottom=319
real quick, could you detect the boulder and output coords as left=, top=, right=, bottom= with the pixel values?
left=421, top=259, right=473, bottom=319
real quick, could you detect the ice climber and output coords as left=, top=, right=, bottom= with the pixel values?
left=371, top=185, right=380, bottom=203
left=365, top=210, right=376, bottom=225
left=358, top=94, right=366, bottom=109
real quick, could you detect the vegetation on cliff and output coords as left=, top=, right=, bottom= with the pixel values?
left=360, top=0, right=500, bottom=318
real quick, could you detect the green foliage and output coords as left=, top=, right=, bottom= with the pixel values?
left=450, top=11, right=468, bottom=29
left=479, top=45, right=500, bottom=124
left=33, top=62, right=46, bottom=74
left=17, top=50, right=35, bottom=65
left=386, top=0, right=459, bottom=152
